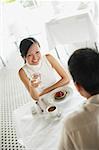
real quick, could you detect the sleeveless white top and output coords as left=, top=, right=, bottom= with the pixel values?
left=22, top=55, right=57, bottom=92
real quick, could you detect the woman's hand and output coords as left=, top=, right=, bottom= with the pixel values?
left=19, top=69, right=40, bottom=100
left=30, top=79, right=41, bottom=88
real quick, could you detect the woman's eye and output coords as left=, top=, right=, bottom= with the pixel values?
left=27, top=55, right=31, bottom=57
left=36, top=51, right=39, bottom=54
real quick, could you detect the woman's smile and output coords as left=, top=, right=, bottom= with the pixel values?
left=32, top=60, right=39, bottom=64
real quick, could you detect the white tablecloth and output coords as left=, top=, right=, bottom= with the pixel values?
left=13, top=83, right=85, bottom=150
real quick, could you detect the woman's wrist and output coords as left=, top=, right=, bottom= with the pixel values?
left=39, top=86, right=54, bottom=96
left=29, top=84, right=40, bottom=100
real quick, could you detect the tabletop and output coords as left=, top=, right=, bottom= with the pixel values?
left=13, top=81, right=86, bottom=150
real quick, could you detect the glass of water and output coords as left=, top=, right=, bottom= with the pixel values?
left=32, top=73, right=41, bottom=84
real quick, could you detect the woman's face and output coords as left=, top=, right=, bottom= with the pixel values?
left=25, top=43, right=41, bottom=65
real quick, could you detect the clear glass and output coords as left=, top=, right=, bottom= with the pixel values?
left=31, top=73, right=41, bottom=84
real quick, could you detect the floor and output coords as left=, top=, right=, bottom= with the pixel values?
left=0, top=67, right=32, bottom=150
left=0, top=46, right=68, bottom=150
left=0, top=42, right=99, bottom=149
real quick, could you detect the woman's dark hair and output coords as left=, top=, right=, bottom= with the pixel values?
left=19, top=37, right=40, bottom=58
left=68, top=48, right=99, bottom=95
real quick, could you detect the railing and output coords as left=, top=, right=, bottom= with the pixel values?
left=0, top=56, right=6, bottom=67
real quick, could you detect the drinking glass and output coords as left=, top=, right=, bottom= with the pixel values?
left=32, top=73, right=41, bottom=84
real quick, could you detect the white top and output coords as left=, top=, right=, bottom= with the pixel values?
left=22, top=55, right=57, bottom=92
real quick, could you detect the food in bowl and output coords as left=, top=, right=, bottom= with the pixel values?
left=54, top=90, right=67, bottom=100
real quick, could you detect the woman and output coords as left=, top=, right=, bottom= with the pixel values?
left=19, top=37, right=70, bottom=101
left=14, top=37, right=70, bottom=147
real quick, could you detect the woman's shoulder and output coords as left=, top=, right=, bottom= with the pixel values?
left=44, top=53, right=57, bottom=65
left=18, top=66, right=27, bottom=77
left=43, top=54, right=53, bottom=66
left=18, top=68, right=24, bottom=76
left=44, top=53, right=54, bottom=62
left=19, top=64, right=27, bottom=72
left=45, top=53, right=52, bottom=58
left=18, top=64, right=26, bottom=72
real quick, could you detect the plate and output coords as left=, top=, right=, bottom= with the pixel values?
left=52, top=86, right=73, bottom=103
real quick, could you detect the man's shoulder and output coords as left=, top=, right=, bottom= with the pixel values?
left=63, top=106, right=86, bottom=132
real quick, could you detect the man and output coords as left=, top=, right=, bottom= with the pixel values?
left=59, top=48, right=99, bottom=150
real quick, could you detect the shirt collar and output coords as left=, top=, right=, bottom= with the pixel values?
left=84, top=94, right=99, bottom=112
left=87, top=94, right=99, bottom=104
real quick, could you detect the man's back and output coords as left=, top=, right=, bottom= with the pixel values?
left=59, top=94, right=99, bottom=150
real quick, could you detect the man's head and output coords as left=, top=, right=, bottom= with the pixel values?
left=68, top=48, right=99, bottom=97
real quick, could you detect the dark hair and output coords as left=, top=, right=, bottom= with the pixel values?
left=19, top=37, right=40, bottom=58
left=68, top=48, right=99, bottom=95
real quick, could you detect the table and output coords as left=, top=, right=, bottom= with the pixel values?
left=13, top=82, right=86, bottom=150
left=45, top=10, right=98, bottom=50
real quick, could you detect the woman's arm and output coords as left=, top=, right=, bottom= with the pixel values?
left=18, top=68, right=39, bottom=101
left=40, top=54, right=70, bottom=96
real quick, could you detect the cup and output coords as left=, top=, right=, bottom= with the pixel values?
left=46, top=105, right=59, bottom=117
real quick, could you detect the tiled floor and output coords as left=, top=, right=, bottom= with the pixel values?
left=0, top=42, right=98, bottom=150
left=0, top=67, right=32, bottom=150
